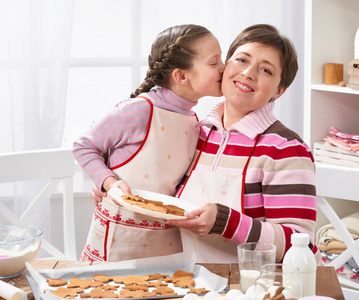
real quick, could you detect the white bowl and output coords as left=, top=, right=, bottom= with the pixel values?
left=0, top=224, right=43, bottom=278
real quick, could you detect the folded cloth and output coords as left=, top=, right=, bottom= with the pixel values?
left=316, top=212, right=359, bottom=245
left=324, top=136, right=359, bottom=152
left=320, top=240, right=347, bottom=254
left=325, top=127, right=359, bottom=152
left=329, top=127, right=359, bottom=142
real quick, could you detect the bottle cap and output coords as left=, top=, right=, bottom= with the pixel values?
left=291, top=233, right=309, bottom=246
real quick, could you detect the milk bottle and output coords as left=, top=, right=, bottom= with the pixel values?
left=283, top=233, right=317, bottom=296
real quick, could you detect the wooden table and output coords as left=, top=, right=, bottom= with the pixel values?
left=0, top=261, right=344, bottom=300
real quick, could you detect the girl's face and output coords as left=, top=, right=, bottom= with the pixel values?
left=222, top=42, right=286, bottom=121
left=184, top=34, right=225, bottom=100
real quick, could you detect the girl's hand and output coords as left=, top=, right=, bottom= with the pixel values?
left=91, top=179, right=132, bottom=207
left=109, top=180, right=132, bottom=195
left=91, top=185, right=106, bottom=206
left=103, top=176, right=132, bottom=195
left=167, top=203, right=217, bottom=236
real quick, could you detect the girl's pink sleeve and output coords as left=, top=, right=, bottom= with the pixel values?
left=72, top=100, right=151, bottom=190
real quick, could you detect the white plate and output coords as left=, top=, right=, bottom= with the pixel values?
left=108, top=188, right=199, bottom=220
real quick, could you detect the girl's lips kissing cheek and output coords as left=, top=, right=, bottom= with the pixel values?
left=234, top=81, right=254, bottom=93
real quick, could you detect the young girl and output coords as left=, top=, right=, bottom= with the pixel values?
left=73, top=24, right=224, bottom=262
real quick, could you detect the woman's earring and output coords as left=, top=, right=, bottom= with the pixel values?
left=269, top=97, right=276, bottom=102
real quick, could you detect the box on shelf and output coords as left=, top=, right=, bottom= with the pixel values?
left=324, top=63, right=343, bottom=85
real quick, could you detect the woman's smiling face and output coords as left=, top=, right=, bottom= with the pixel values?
left=222, top=42, right=286, bottom=121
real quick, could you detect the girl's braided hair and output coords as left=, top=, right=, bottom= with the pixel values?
left=130, top=24, right=211, bottom=98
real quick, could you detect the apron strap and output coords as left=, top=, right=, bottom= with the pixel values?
left=177, top=126, right=214, bottom=198
left=191, top=126, right=214, bottom=171
left=241, top=133, right=262, bottom=214
left=109, top=96, right=154, bottom=170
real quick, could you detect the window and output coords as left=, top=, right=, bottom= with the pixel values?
left=63, top=0, right=229, bottom=148
left=0, top=0, right=305, bottom=152
left=63, top=0, right=138, bottom=147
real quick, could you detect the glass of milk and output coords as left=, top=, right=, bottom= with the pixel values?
left=254, top=263, right=303, bottom=299
left=237, top=242, right=276, bottom=294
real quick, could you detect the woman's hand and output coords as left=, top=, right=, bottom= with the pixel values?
left=167, top=203, right=217, bottom=236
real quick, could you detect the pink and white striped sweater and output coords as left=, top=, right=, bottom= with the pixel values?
left=177, top=100, right=319, bottom=262
left=73, top=87, right=197, bottom=190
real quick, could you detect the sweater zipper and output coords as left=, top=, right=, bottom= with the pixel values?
left=211, top=130, right=230, bottom=171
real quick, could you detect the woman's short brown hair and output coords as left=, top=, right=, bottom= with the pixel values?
left=225, top=24, right=298, bottom=88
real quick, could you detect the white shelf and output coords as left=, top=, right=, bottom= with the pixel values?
left=311, top=84, right=359, bottom=95
left=315, top=162, right=359, bottom=202
left=316, top=161, right=359, bottom=173
left=338, top=276, right=359, bottom=292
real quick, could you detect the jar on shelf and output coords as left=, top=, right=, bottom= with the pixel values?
left=348, top=59, right=359, bottom=90
left=253, top=263, right=303, bottom=300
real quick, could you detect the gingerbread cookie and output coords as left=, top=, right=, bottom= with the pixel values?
left=121, top=195, right=185, bottom=216
left=147, top=279, right=168, bottom=288
left=50, top=287, right=84, bottom=298
left=152, top=286, right=177, bottom=295
left=263, top=287, right=291, bottom=300
left=124, top=284, right=149, bottom=291
left=103, top=284, right=118, bottom=291
left=119, top=290, right=157, bottom=298
left=80, top=287, right=119, bottom=298
left=188, top=287, right=210, bottom=294
left=173, top=270, right=194, bottom=278
left=123, top=199, right=148, bottom=209
left=147, top=273, right=169, bottom=281
left=67, top=277, right=103, bottom=289
left=173, top=277, right=195, bottom=288
left=166, top=204, right=185, bottom=216
left=46, top=278, right=68, bottom=287
left=113, top=275, right=149, bottom=286
left=145, top=203, right=168, bottom=214
left=122, top=195, right=147, bottom=203
left=93, top=274, right=113, bottom=283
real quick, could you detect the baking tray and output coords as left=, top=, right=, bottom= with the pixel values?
left=25, top=252, right=228, bottom=300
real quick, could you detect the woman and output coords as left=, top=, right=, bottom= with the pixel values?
left=168, top=24, right=319, bottom=264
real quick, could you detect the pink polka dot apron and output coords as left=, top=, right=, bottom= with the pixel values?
left=81, top=97, right=199, bottom=262
left=178, top=126, right=260, bottom=263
